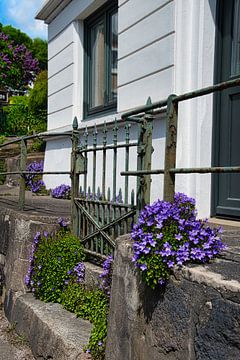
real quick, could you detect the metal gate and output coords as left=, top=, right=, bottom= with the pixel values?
left=71, top=101, right=153, bottom=259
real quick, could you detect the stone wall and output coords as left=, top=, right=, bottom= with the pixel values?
left=0, top=206, right=59, bottom=320
left=0, top=204, right=102, bottom=322
left=106, top=234, right=240, bottom=360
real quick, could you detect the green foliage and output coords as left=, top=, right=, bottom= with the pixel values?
left=28, top=70, right=47, bottom=116
left=29, top=227, right=110, bottom=359
left=28, top=139, right=45, bottom=153
left=3, top=96, right=47, bottom=135
left=32, top=230, right=85, bottom=303
left=61, top=283, right=108, bottom=360
left=0, top=23, right=32, bottom=49
left=0, top=31, right=39, bottom=91
left=31, top=38, right=48, bottom=70
left=0, top=159, right=6, bottom=185
left=0, top=135, right=6, bottom=145
left=0, top=23, right=47, bottom=71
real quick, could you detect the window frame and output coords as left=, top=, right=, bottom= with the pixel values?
left=84, top=1, right=118, bottom=118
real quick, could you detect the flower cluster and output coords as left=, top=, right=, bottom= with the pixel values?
left=57, top=217, right=69, bottom=229
left=132, top=193, right=226, bottom=288
left=65, top=262, right=85, bottom=285
left=25, top=160, right=45, bottom=193
left=0, top=31, right=39, bottom=91
left=25, top=231, right=41, bottom=291
left=99, top=255, right=113, bottom=297
left=51, top=184, right=71, bottom=199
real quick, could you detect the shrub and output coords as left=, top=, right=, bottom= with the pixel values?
left=25, top=219, right=114, bottom=359
left=25, top=222, right=85, bottom=303
left=131, top=193, right=226, bottom=289
left=61, top=284, right=108, bottom=360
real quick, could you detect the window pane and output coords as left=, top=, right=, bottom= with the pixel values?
left=231, top=0, right=240, bottom=76
left=109, top=11, right=118, bottom=102
left=90, top=21, right=105, bottom=108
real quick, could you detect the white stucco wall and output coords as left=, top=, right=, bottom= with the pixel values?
left=174, top=0, right=217, bottom=218
left=43, top=0, right=217, bottom=218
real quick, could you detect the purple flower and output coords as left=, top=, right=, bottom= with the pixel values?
left=140, top=264, right=147, bottom=271
left=131, top=192, right=226, bottom=289
left=58, top=218, right=69, bottom=229
left=175, top=233, right=183, bottom=241
left=99, top=255, right=113, bottom=297
left=25, top=161, right=45, bottom=194
left=51, top=184, right=71, bottom=199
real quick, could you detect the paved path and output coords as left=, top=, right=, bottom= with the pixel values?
left=0, top=185, right=70, bottom=218
left=0, top=308, right=34, bottom=360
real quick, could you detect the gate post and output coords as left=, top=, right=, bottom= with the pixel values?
left=136, top=97, right=153, bottom=216
left=163, top=94, right=178, bottom=202
left=71, top=117, right=79, bottom=235
left=19, top=138, right=27, bottom=211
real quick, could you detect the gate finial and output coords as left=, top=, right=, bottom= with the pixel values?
left=72, top=116, right=78, bottom=130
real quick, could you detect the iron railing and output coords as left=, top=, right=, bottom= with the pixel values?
left=0, top=76, right=239, bottom=228
left=121, top=77, right=240, bottom=203
left=0, top=132, right=72, bottom=210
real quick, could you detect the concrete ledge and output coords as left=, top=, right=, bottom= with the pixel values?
left=11, top=293, right=92, bottom=360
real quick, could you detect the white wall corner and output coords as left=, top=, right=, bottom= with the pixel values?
left=174, top=0, right=217, bottom=218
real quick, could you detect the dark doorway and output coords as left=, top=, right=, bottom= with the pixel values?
left=213, top=0, right=240, bottom=218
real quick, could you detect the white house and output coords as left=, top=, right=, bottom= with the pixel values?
left=36, top=0, right=240, bottom=220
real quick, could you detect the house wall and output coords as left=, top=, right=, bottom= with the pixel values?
left=43, top=0, right=217, bottom=218
left=174, top=0, right=217, bottom=218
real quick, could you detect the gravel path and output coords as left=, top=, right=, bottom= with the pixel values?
left=0, top=307, right=34, bottom=360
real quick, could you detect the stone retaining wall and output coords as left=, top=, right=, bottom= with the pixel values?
left=0, top=206, right=59, bottom=319
left=106, top=234, right=240, bottom=360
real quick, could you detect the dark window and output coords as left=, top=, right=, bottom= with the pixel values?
left=84, top=1, right=118, bottom=117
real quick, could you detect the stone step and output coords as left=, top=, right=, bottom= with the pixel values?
left=11, top=293, right=92, bottom=360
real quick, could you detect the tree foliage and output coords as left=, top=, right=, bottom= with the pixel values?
left=0, top=23, right=47, bottom=70
left=3, top=95, right=47, bottom=135
left=0, top=32, right=39, bottom=91
left=28, top=70, right=48, bottom=115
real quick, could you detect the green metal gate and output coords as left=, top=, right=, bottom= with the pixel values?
left=71, top=100, right=154, bottom=259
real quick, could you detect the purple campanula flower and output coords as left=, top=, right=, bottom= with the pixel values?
left=140, top=264, right=147, bottom=271
left=51, top=184, right=71, bottom=199
left=131, top=192, right=226, bottom=289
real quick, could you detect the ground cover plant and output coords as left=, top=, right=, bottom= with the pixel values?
left=25, top=219, right=113, bottom=359
left=132, top=192, right=226, bottom=288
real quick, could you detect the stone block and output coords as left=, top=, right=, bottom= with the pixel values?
left=106, top=234, right=240, bottom=360
left=12, top=294, right=93, bottom=360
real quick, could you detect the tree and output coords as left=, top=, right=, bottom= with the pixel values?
left=28, top=70, right=48, bottom=114
left=0, top=23, right=47, bottom=71
left=31, top=38, right=48, bottom=71
left=0, top=23, right=32, bottom=49
left=0, top=31, right=39, bottom=91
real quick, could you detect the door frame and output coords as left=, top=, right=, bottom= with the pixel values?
left=211, top=0, right=239, bottom=218
left=211, top=0, right=223, bottom=217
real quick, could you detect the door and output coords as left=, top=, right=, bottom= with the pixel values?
left=214, top=0, right=240, bottom=218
